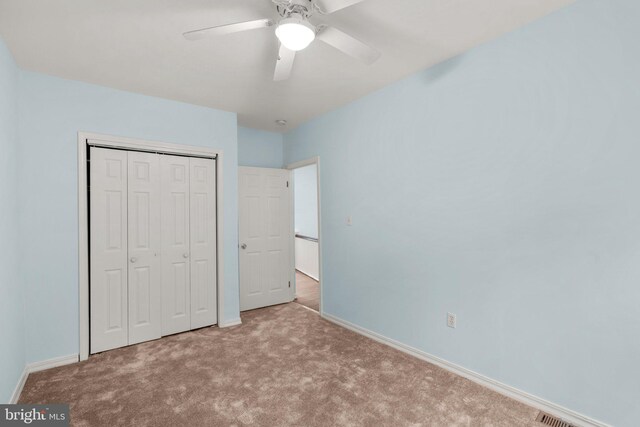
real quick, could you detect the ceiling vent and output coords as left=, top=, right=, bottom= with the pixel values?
left=536, top=411, right=577, bottom=427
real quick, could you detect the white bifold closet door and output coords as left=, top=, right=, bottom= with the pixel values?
left=90, top=148, right=129, bottom=353
left=160, top=155, right=191, bottom=336
left=160, top=155, right=217, bottom=335
left=90, top=147, right=216, bottom=354
left=188, top=157, right=217, bottom=329
left=127, top=151, right=162, bottom=345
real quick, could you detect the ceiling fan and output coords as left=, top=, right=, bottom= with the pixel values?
left=183, top=0, right=380, bottom=81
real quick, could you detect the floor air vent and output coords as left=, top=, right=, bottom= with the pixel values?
left=536, top=412, right=576, bottom=427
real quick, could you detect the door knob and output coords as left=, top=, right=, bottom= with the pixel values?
left=241, top=243, right=247, bottom=250
left=183, top=253, right=189, bottom=258
left=130, top=257, right=137, bottom=263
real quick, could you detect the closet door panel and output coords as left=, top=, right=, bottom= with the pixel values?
left=128, top=151, right=162, bottom=345
left=160, top=155, right=191, bottom=336
left=89, top=147, right=128, bottom=353
left=189, top=158, right=217, bottom=328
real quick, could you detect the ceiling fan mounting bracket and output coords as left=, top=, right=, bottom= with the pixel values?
left=273, top=0, right=316, bottom=19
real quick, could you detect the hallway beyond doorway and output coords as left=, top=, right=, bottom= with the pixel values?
left=294, top=271, right=319, bottom=312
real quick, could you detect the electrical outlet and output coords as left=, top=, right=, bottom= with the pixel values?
left=447, top=312, right=456, bottom=328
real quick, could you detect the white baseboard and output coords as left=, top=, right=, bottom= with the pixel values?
left=321, top=313, right=609, bottom=427
left=9, top=354, right=79, bottom=404
left=296, top=268, right=319, bottom=282
left=27, top=354, right=79, bottom=374
left=9, top=367, right=28, bottom=404
left=219, top=318, right=242, bottom=328
left=296, top=302, right=319, bottom=314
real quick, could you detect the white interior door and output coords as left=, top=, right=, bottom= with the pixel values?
left=189, top=157, right=217, bottom=329
left=89, top=147, right=128, bottom=353
left=127, top=151, right=162, bottom=345
left=239, top=167, right=292, bottom=311
left=161, top=154, right=191, bottom=336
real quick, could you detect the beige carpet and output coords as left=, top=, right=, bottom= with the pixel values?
left=295, top=271, right=320, bottom=311
left=20, top=303, right=541, bottom=426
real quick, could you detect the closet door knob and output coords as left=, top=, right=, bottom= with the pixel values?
left=241, top=244, right=247, bottom=250
left=130, top=257, right=137, bottom=263
left=183, top=253, right=189, bottom=258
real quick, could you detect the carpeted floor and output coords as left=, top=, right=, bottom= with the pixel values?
left=20, top=303, right=541, bottom=426
left=295, top=271, right=320, bottom=311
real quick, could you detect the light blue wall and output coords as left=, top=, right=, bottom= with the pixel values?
left=283, top=1, right=640, bottom=425
left=238, top=126, right=283, bottom=168
left=18, top=71, right=240, bottom=364
left=294, top=164, right=318, bottom=239
left=0, top=38, right=25, bottom=403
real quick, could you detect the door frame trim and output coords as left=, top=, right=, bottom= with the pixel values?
left=286, top=157, right=323, bottom=314
left=77, top=131, right=225, bottom=361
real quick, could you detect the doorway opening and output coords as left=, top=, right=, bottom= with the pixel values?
left=288, top=158, right=321, bottom=313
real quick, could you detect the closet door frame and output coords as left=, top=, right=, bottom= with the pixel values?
left=78, top=132, right=228, bottom=361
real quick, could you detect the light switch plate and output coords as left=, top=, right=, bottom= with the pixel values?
left=447, top=312, right=456, bottom=328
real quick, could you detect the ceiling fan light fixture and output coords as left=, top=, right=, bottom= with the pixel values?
left=275, top=15, right=316, bottom=51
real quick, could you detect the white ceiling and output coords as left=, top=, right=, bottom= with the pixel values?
left=0, top=0, right=574, bottom=132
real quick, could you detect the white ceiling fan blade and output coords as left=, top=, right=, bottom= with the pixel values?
left=183, top=19, right=273, bottom=41
left=274, top=44, right=296, bottom=81
left=317, top=26, right=380, bottom=65
left=317, top=0, right=367, bottom=14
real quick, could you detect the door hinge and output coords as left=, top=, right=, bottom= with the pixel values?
left=289, top=281, right=291, bottom=288
left=286, top=181, right=289, bottom=188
